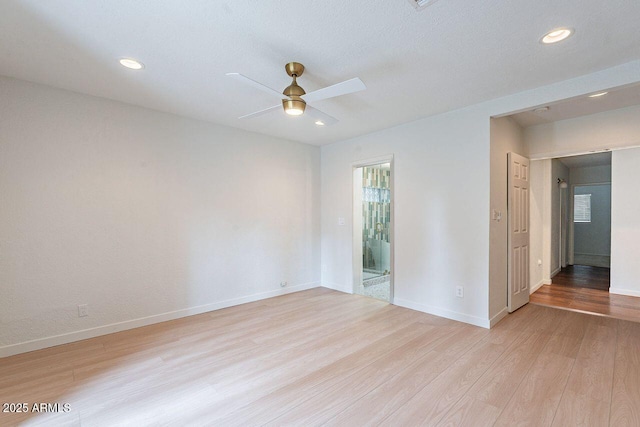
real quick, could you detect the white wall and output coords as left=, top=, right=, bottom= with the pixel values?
left=525, top=105, right=640, bottom=159
left=489, top=117, right=525, bottom=321
left=528, top=159, right=567, bottom=288
left=321, top=107, right=492, bottom=327
left=529, top=159, right=551, bottom=292
left=570, top=165, right=612, bottom=185
left=3, top=61, right=639, bottom=351
left=322, top=60, right=640, bottom=329
left=610, top=148, right=640, bottom=297
left=550, top=160, right=570, bottom=276
left=0, top=76, right=321, bottom=356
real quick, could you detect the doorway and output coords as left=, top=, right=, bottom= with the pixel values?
left=550, top=181, right=612, bottom=292
left=556, top=153, right=612, bottom=291
left=531, top=153, right=613, bottom=315
left=353, top=160, right=393, bottom=302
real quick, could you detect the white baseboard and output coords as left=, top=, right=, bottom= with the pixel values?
left=0, top=281, right=320, bottom=358
left=321, top=281, right=353, bottom=294
left=530, top=279, right=545, bottom=294
left=610, top=287, right=640, bottom=298
left=394, top=297, right=490, bottom=329
left=543, top=279, right=552, bottom=285
left=551, top=267, right=561, bottom=278
left=490, top=307, right=509, bottom=328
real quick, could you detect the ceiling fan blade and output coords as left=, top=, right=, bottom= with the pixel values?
left=301, top=77, right=366, bottom=103
left=238, top=104, right=281, bottom=119
left=305, top=105, right=339, bottom=126
left=226, top=73, right=290, bottom=100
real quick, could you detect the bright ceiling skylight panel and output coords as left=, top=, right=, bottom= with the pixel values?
left=408, top=0, right=440, bottom=10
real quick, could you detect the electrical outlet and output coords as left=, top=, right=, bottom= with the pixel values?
left=78, top=304, right=89, bottom=317
left=455, top=286, right=464, bottom=298
left=280, top=281, right=287, bottom=288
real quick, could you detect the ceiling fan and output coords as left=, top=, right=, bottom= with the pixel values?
left=226, top=62, right=366, bottom=126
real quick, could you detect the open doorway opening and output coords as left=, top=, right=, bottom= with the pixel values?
left=492, top=82, right=640, bottom=324
left=529, top=153, right=618, bottom=316
left=353, top=161, right=393, bottom=302
left=555, top=152, right=611, bottom=291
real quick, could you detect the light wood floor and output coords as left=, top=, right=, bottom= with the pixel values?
left=2, top=288, right=639, bottom=426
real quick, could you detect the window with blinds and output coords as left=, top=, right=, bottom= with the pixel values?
left=574, top=194, right=591, bottom=223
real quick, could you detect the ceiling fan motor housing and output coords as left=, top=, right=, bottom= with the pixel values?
left=283, top=62, right=306, bottom=115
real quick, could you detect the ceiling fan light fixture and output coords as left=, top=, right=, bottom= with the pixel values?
left=283, top=99, right=306, bottom=116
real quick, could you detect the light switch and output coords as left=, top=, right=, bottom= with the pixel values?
left=338, top=217, right=345, bottom=226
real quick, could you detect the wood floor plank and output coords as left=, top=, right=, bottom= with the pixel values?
left=551, top=318, right=617, bottom=426
left=377, top=337, right=508, bottom=426
left=176, top=313, right=433, bottom=424
left=324, top=350, right=460, bottom=427
left=436, top=396, right=502, bottom=427
left=464, top=330, right=551, bottom=410
left=552, top=391, right=611, bottom=427
left=211, top=321, right=443, bottom=426
left=552, top=265, right=610, bottom=291
left=610, top=320, right=640, bottom=426
left=1, top=290, right=639, bottom=426
left=564, top=321, right=617, bottom=402
left=262, top=327, right=451, bottom=427
left=531, top=284, right=640, bottom=323
left=325, top=325, right=502, bottom=427
left=542, top=309, right=589, bottom=359
left=493, top=351, right=575, bottom=427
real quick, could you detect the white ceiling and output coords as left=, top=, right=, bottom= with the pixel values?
left=558, top=152, right=611, bottom=169
left=1, top=0, right=640, bottom=145
left=510, top=83, right=640, bottom=128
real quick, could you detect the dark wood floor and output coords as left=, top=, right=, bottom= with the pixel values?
left=531, top=285, right=640, bottom=323
left=531, top=264, right=640, bottom=323
left=552, top=265, right=610, bottom=291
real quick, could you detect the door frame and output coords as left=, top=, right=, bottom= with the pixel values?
left=352, top=155, right=395, bottom=303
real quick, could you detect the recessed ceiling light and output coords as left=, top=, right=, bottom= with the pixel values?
left=119, top=58, right=144, bottom=70
left=541, top=28, right=573, bottom=44
left=315, top=120, right=325, bottom=126
left=533, top=106, right=550, bottom=113
left=588, top=91, right=609, bottom=98
left=408, top=0, right=439, bottom=10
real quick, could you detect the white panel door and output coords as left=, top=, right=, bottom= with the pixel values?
left=508, top=152, right=530, bottom=312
